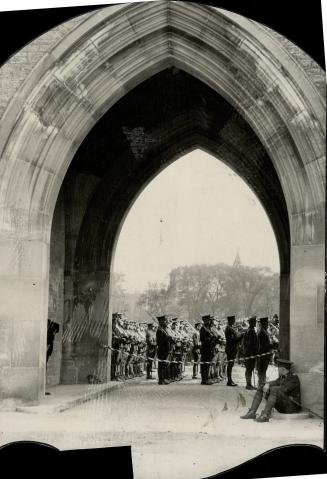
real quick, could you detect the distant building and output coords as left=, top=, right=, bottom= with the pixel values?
left=233, top=251, right=242, bottom=268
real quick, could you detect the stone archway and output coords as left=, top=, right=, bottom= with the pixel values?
left=0, top=1, right=324, bottom=415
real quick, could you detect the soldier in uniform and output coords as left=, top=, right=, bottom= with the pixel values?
left=256, top=317, right=273, bottom=390
left=200, top=315, right=217, bottom=385
left=225, top=315, right=244, bottom=386
left=216, top=319, right=226, bottom=380
left=146, top=323, right=157, bottom=379
left=156, top=315, right=171, bottom=385
left=111, top=313, right=120, bottom=380
left=180, top=321, right=191, bottom=379
left=123, top=321, right=132, bottom=379
left=170, top=318, right=180, bottom=381
left=112, top=313, right=127, bottom=381
left=133, top=323, right=142, bottom=377
left=242, top=316, right=258, bottom=390
left=241, top=358, right=301, bottom=422
left=210, top=317, right=221, bottom=382
left=192, top=322, right=202, bottom=379
left=272, top=314, right=279, bottom=327
left=268, top=319, right=280, bottom=364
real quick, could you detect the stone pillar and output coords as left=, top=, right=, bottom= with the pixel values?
left=290, top=243, right=325, bottom=417
left=46, top=193, right=65, bottom=387
left=0, top=233, right=49, bottom=405
left=60, top=272, right=111, bottom=384
left=279, top=272, right=290, bottom=359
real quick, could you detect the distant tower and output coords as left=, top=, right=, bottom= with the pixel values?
left=233, top=250, right=242, bottom=268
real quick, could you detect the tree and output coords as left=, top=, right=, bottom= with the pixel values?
left=111, top=272, right=128, bottom=314
left=135, top=263, right=280, bottom=323
left=252, top=272, right=280, bottom=317
left=137, top=282, right=174, bottom=319
left=169, top=265, right=212, bottom=322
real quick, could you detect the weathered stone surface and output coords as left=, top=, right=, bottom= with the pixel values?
left=46, top=191, right=65, bottom=387
left=11, top=320, right=41, bottom=368
left=0, top=12, right=94, bottom=119
left=0, top=366, right=40, bottom=402
left=298, top=372, right=324, bottom=418
left=290, top=244, right=325, bottom=324
left=0, top=320, right=12, bottom=367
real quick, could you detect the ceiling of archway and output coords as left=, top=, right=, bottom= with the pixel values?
left=65, top=67, right=290, bottom=273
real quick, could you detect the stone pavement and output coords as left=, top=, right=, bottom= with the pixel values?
left=0, top=365, right=323, bottom=479
left=15, top=381, right=126, bottom=414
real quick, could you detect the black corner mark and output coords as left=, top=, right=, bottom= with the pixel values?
left=204, top=444, right=327, bottom=479
left=0, top=441, right=326, bottom=478
left=0, top=442, right=134, bottom=477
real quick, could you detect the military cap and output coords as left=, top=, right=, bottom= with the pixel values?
left=259, top=317, right=269, bottom=324
left=277, top=358, right=293, bottom=369
left=248, top=316, right=257, bottom=323
left=157, top=315, right=167, bottom=322
left=195, top=321, right=202, bottom=326
left=227, top=315, right=236, bottom=321
left=202, top=314, right=211, bottom=321
left=147, top=322, right=154, bottom=327
left=171, top=317, right=178, bottom=322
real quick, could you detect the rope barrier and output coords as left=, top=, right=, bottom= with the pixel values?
left=102, top=343, right=275, bottom=365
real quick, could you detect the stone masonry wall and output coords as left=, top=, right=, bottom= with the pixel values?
left=0, top=11, right=94, bottom=119
left=46, top=191, right=65, bottom=387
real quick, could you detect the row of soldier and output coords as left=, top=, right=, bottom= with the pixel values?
left=111, top=312, right=194, bottom=382
left=110, top=311, right=279, bottom=386
left=108, top=312, right=302, bottom=424
left=111, top=313, right=148, bottom=381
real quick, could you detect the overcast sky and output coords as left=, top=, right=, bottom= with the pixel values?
left=113, top=149, right=280, bottom=293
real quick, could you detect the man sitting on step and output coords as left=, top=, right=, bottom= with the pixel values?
left=240, top=358, right=301, bottom=422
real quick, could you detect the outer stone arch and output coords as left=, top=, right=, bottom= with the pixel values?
left=0, top=1, right=324, bottom=414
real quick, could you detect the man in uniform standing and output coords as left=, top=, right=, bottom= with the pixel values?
left=242, top=316, right=258, bottom=390
left=256, top=316, right=273, bottom=390
left=200, top=315, right=216, bottom=385
left=111, top=313, right=126, bottom=381
left=225, top=315, right=243, bottom=386
left=156, top=315, right=171, bottom=385
left=170, top=318, right=180, bottom=381
left=210, top=317, right=221, bottom=382
left=241, top=358, right=301, bottom=422
left=146, top=323, right=157, bottom=379
left=192, top=322, right=202, bottom=379
left=216, top=319, right=226, bottom=380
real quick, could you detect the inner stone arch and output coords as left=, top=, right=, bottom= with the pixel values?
left=52, top=67, right=290, bottom=388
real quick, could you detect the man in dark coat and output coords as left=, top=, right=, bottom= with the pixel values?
left=192, top=322, right=202, bottom=379
left=256, top=316, right=273, bottom=389
left=200, top=315, right=216, bottom=385
left=242, top=316, right=258, bottom=390
left=241, top=358, right=301, bottom=422
left=156, top=315, right=171, bottom=385
left=146, top=323, right=157, bottom=379
left=47, top=319, right=60, bottom=364
left=225, top=315, right=243, bottom=386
